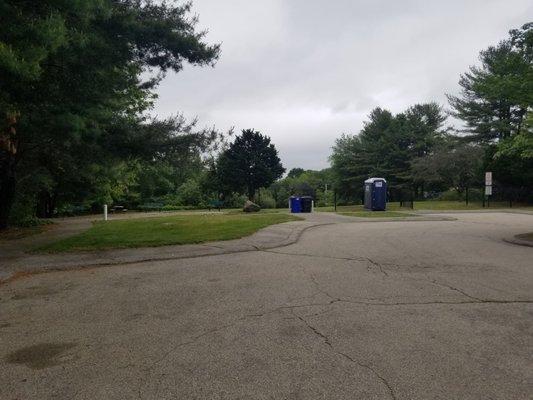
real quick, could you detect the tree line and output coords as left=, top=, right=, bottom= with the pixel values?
left=330, top=22, right=532, bottom=204
left=1, top=3, right=531, bottom=229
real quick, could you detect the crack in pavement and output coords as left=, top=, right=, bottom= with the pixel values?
left=308, top=272, right=338, bottom=300
left=295, top=313, right=397, bottom=400
left=143, top=323, right=237, bottom=372
left=260, top=248, right=505, bottom=274
left=426, top=278, right=484, bottom=302
left=244, top=297, right=533, bottom=321
left=366, top=257, right=389, bottom=277
left=262, top=248, right=516, bottom=304
left=137, top=322, right=238, bottom=399
left=261, top=249, right=368, bottom=263
left=261, top=249, right=391, bottom=278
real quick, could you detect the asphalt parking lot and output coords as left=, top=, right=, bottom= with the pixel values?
left=1, top=212, right=532, bottom=399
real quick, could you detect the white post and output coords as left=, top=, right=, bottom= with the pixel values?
left=103, top=204, right=108, bottom=221
left=311, top=200, right=314, bottom=213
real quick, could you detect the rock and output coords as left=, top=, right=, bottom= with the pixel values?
left=243, top=200, right=261, bottom=213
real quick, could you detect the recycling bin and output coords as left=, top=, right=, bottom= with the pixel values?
left=364, top=178, right=387, bottom=211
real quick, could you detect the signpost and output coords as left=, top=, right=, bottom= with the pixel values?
left=484, top=172, right=492, bottom=207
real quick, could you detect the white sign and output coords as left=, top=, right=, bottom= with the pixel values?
left=485, top=171, right=492, bottom=186
left=485, top=186, right=492, bottom=196
left=375, top=181, right=383, bottom=187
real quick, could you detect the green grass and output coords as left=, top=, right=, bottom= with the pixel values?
left=316, top=200, right=532, bottom=213
left=338, top=211, right=415, bottom=218
left=38, top=212, right=301, bottom=252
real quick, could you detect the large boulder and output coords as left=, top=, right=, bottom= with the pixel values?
left=243, top=200, right=261, bottom=213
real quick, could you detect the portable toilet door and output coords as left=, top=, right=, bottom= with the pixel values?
left=364, top=178, right=387, bottom=211
left=289, top=196, right=301, bottom=213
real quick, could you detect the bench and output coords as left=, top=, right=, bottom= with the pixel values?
left=208, top=200, right=224, bottom=211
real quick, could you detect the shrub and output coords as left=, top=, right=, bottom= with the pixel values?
left=257, top=188, right=276, bottom=208
left=177, top=178, right=203, bottom=206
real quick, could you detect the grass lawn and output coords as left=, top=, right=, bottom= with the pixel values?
left=316, top=201, right=532, bottom=213
left=338, top=211, right=415, bottom=218
left=38, top=212, right=301, bottom=252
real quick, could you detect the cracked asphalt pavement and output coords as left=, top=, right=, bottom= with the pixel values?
left=1, top=212, right=532, bottom=399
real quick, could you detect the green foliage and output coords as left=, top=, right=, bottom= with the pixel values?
left=493, top=112, right=533, bottom=179
left=448, top=23, right=532, bottom=142
left=0, top=0, right=220, bottom=227
left=270, top=168, right=334, bottom=207
left=448, top=23, right=533, bottom=198
left=411, top=142, right=484, bottom=194
left=177, top=178, right=204, bottom=207
left=287, top=168, right=305, bottom=178
left=216, top=129, right=285, bottom=200
left=257, top=188, right=276, bottom=209
left=330, top=103, right=447, bottom=201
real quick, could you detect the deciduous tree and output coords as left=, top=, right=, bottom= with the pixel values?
left=216, top=129, right=285, bottom=200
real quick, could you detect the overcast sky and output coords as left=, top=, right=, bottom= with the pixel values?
left=152, top=0, right=532, bottom=171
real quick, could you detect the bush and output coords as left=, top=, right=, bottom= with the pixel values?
left=161, top=205, right=196, bottom=211
left=136, top=202, right=165, bottom=212
left=55, top=204, right=91, bottom=217
left=177, top=178, right=204, bottom=206
left=437, top=188, right=484, bottom=202
left=8, top=193, right=38, bottom=226
left=223, top=193, right=248, bottom=208
left=257, top=188, right=276, bottom=209
left=438, top=190, right=462, bottom=201
left=137, top=203, right=199, bottom=212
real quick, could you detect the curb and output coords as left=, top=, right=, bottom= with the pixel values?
left=503, top=236, right=533, bottom=248
left=0, top=214, right=464, bottom=285
left=0, top=221, right=331, bottom=285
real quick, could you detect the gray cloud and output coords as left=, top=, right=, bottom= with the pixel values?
left=152, top=0, right=532, bottom=170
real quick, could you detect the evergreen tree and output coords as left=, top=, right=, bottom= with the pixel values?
left=447, top=23, right=532, bottom=142
left=0, top=0, right=220, bottom=228
left=330, top=104, right=446, bottom=201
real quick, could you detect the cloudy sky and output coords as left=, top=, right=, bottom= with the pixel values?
left=152, top=0, right=532, bottom=171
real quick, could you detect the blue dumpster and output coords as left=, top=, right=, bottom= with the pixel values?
left=364, top=178, right=387, bottom=211
left=290, top=196, right=302, bottom=213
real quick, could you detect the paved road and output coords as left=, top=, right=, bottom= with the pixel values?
left=1, top=212, right=532, bottom=399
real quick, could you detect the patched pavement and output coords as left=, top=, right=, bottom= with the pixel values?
left=1, top=212, right=532, bottom=399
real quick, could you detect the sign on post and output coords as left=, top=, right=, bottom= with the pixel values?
left=485, top=172, right=492, bottom=186
left=485, top=186, right=492, bottom=196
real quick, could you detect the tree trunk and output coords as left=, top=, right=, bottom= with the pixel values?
left=0, top=157, right=16, bottom=229
left=247, top=186, right=255, bottom=201
left=37, top=190, right=57, bottom=218
left=0, top=113, right=19, bottom=229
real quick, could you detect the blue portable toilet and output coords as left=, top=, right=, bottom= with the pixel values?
left=364, top=178, right=387, bottom=211
left=289, top=196, right=302, bottom=213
